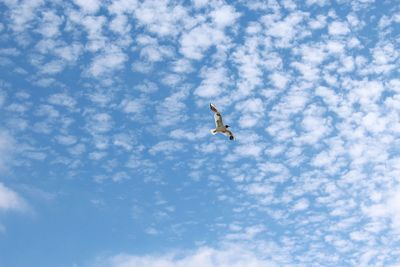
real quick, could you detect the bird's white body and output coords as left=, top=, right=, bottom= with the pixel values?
left=209, top=103, right=235, bottom=140
left=210, top=126, right=228, bottom=135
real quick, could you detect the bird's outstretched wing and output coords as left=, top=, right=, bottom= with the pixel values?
left=210, top=103, right=219, bottom=114
left=224, top=129, right=235, bottom=140
left=210, top=103, right=224, bottom=128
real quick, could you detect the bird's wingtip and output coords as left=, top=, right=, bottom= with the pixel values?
left=210, top=103, right=216, bottom=111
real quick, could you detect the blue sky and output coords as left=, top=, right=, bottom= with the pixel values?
left=0, top=0, right=399, bottom=266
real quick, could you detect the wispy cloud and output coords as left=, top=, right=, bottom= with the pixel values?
left=0, top=182, right=27, bottom=213
left=92, top=243, right=276, bottom=267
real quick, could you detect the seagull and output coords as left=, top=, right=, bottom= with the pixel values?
left=210, top=103, right=235, bottom=140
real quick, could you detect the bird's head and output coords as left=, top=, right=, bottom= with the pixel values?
left=225, top=125, right=230, bottom=128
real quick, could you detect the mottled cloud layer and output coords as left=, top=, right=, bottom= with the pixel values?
left=1, top=0, right=400, bottom=266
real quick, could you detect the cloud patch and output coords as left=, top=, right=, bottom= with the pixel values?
left=0, top=182, right=27, bottom=213
left=93, top=244, right=275, bottom=267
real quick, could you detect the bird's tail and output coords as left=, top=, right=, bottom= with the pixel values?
left=210, top=129, right=217, bottom=135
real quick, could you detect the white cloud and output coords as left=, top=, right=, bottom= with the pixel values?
left=172, top=58, right=194, bottom=73
left=292, top=198, right=309, bottom=211
left=296, top=44, right=326, bottom=65
left=238, top=115, right=259, bottom=128
left=0, top=182, right=27, bottom=212
left=108, top=0, right=138, bottom=15
left=48, top=93, right=76, bottom=109
left=156, top=89, right=188, bottom=127
left=291, top=61, right=319, bottom=81
left=149, top=140, right=183, bottom=156
left=134, top=1, right=188, bottom=37
left=298, top=105, right=331, bottom=144
left=264, top=11, right=307, bottom=47
left=113, top=133, right=134, bottom=151
left=237, top=98, right=264, bottom=113
left=306, top=0, right=328, bottom=6
left=144, top=227, right=159, bottom=236
left=282, top=0, right=297, bottom=10
left=234, top=144, right=263, bottom=158
left=210, top=4, right=240, bottom=28
left=73, top=0, right=101, bottom=14
left=362, top=112, right=386, bottom=133
left=328, top=21, right=350, bottom=35
left=325, top=40, right=344, bottom=54
left=109, top=14, right=130, bottom=34
left=225, top=225, right=266, bottom=240
left=160, top=73, right=182, bottom=87
left=68, top=143, right=86, bottom=155
left=180, top=24, right=226, bottom=60
left=368, top=41, right=398, bottom=75
left=193, top=0, right=208, bottom=8
left=194, top=66, right=230, bottom=98
left=93, top=244, right=275, bottom=267
left=36, top=10, right=63, bottom=38
left=346, top=13, right=363, bottom=29
left=349, top=80, right=384, bottom=106
left=88, top=46, right=127, bottom=77
left=40, top=60, right=66, bottom=74
left=170, top=128, right=209, bottom=141
left=121, top=98, right=148, bottom=115
left=55, top=135, right=77, bottom=146
left=232, top=34, right=265, bottom=96
left=89, top=151, right=107, bottom=160
left=134, top=81, right=158, bottom=94
left=81, top=14, right=106, bottom=37
left=140, top=45, right=175, bottom=63
left=112, top=172, right=129, bottom=182
left=339, top=56, right=355, bottom=73
left=364, top=185, right=400, bottom=233
left=270, top=72, right=288, bottom=89
left=88, top=113, right=113, bottom=133
left=5, top=103, right=29, bottom=113
left=308, top=15, right=327, bottom=29
left=236, top=98, right=264, bottom=128
left=6, top=0, right=44, bottom=33
left=55, top=43, right=83, bottom=63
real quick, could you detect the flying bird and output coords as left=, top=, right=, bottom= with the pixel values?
left=210, top=103, right=235, bottom=140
